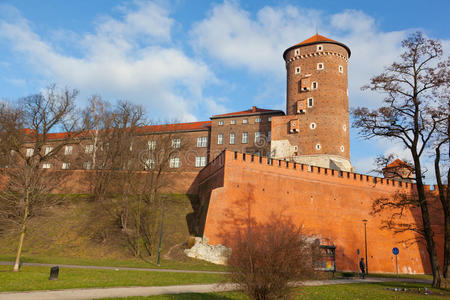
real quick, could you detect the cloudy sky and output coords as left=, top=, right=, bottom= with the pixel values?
left=0, top=0, right=449, bottom=181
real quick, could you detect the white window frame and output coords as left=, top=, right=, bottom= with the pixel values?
left=268, top=117, right=272, bottom=122
left=197, top=136, right=208, bottom=148
left=340, top=146, right=345, bottom=152
left=44, top=146, right=53, bottom=155
left=83, top=161, right=92, bottom=170
left=315, top=144, right=321, bottom=150
left=85, top=144, right=94, bottom=154
left=308, top=97, right=314, bottom=107
left=339, top=65, right=344, bottom=73
left=144, top=159, right=155, bottom=170
left=148, top=140, right=156, bottom=150
left=172, top=138, right=181, bottom=149
left=255, top=117, right=261, bottom=123
left=312, top=81, right=318, bottom=90
left=317, top=44, right=323, bottom=51
left=42, top=163, right=51, bottom=169
left=230, top=133, right=235, bottom=144
left=242, top=132, right=248, bottom=144
left=65, top=145, right=73, bottom=155
left=230, top=120, right=236, bottom=125
left=343, top=125, right=347, bottom=131
left=218, top=120, right=224, bottom=126
left=242, top=118, right=248, bottom=124
left=62, top=162, right=70, bottom=170
left=255, top=132, right=261, bottom=143
left=294, top=49, right=300, bottom=56
left=26, top=148, right=34, bottom=157
left=310, top=123, right=316, bottom=130
left=169, top=157, right=180, bottom=168
left=195, top=156, right=207, bottom=168
left=317, top=63, right=324, bottom=70
left=295, top=66, right=301, bottom=74
left=217, top=134, right=223, bottom=145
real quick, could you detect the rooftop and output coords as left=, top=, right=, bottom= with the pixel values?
left=211, top=106, right=284, bottom=119
left=283, top=34, right=351, bottom=59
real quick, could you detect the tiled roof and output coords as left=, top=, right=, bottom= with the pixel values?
left=283, top=34, right=351, bottom=58
left=138, top=121, right=211, bottom=133
left=211, top=106, right=284, bottom=119
left=385, top=159, right=410, bottom=169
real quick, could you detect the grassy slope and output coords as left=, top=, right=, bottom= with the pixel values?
left=0, top=265, right=226, bottom=292
left=0, top=194, right=225, bottom=271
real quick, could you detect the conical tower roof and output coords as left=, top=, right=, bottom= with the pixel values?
left=283, top=34, right=351, bottom=59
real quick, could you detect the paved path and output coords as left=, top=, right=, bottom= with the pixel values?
left=0, top=277, right=432, bottom=300
left=0, top=261, right=229, bottom=274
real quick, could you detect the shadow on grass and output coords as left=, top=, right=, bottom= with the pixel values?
left=106, top=293, right=239, bottom=300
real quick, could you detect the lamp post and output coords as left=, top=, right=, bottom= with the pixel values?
left=157, top=195, right=167, bottom=266
left=362, top=219, right=368, bottom=274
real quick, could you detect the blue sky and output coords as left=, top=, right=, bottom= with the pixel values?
left=0, top=0, right=449, bottom=181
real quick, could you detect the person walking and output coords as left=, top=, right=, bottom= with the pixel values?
left=359, top=258, right=366, bottom=279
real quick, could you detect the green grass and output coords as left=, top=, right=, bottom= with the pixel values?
left=101, top=282, right=450, bottom=300
left=0, top=265, right=226, bottom=292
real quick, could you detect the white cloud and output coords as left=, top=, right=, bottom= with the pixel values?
left=0, top=1, right=217, bottom=121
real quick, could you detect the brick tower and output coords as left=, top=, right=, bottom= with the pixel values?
left=271, top=34, right=353, bottom=171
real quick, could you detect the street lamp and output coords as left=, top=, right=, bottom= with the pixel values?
left=157, top=195, right=167, bottom=266
left=362, top=219, right=368, bottom=274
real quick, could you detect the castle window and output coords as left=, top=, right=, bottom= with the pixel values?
left=195, top=156, right=207, bottom=168
left=317, top=63, right=324, bottom=70
left=172, top=138, right=181, bottom=148
left=339, top=65, right=344, bottom=73
left=197, top=136, right=208, bottom=147
left=308, top=97, right=314, bottom=107
left=255, top=117, right=261, bottom=123
left=62, top=162, right=70, bottom=170
left=65, top=145, right=73, bottom=155
left=83, top=161, right=92, bottom=170
left=45, top=146, right=53, bottom=155
left=243, top=118, right=248, bottom=124
left=299, top=77, right=311, bottom=91
left=294, top=49, right=300, bottom=56
left=297, top=100, right=306, bottom=114
left=42, top=163, right=51, bottom=169
left=218, top=120, right=224, bottom=126
left=85, top=144, right=94, bottom=153
left=230, top=120, right=236, bottom=125
left=144, top=159, right=155, bottom=170
left=312, top=81, right=318, bottom=90
left=169, top=157, right=180, bottom=168
left=148, top=140, right=156, bottom=150
left=295, top=67, right=301, bottom=74
left=317, top=45, right=323, bottom=51
left=26, top=148, right=34, bottom=157
left=343, top=125, right=347, bottom=131
left=289, top=120, right=299, bottom=133
left=254, top=132, right=261, bottom=143
left=217, top=134, right=223, bottom=145
left=315, top=144, right=321, bottom=150
left=230, top=133, right=235, bottom=144
left=310, top=123, right=316, bottom=130
left=242, top=132, right=248, bottom=144
left=340, top=146, right=345, bottom=152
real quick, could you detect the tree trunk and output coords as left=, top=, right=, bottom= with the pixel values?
left=13, top=191, right=29, bottom=272
left=415, top=156, right=442, bottom=287
left=435, top=146, right=450, bottom=278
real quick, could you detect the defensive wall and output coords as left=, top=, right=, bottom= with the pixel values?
left=192, top=150, right=444, bottom=274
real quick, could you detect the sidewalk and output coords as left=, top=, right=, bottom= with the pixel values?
left=0, top=277, right=432, bottom=300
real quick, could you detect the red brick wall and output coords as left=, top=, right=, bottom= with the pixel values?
left=201, top=151, right=444, bottom=274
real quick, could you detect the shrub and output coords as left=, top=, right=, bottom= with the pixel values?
left=227, top=216, right=318, bottom=300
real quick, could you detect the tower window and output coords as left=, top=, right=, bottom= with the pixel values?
left=340, top=146, right=345, bottom=152
left=308, top=97, right=314, bottom=107
left=315, top=144, right=321, bottom=150
left=294, top=49, right=300, bottom=56
left=312, top=81, right=318, bottom=90
left=310, top=123, right=316, bottom=130
left=317, top=63, right=324, bottom=70
left=343, top=125, right=347, bottom=131
left=339, top=65, right=344, bottom=73
left=295, top=67, right=301, bottom=74
left=317, top=45, right=323, bottom=51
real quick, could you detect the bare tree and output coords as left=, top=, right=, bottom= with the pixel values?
left=0, top=86, right=82, bottom=272
left=227, top=215, right=319, bottom=300
left=352, top=32, right=449, bottom=287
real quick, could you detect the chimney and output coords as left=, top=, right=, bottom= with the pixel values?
left=252, top=106, right=256, bottom=112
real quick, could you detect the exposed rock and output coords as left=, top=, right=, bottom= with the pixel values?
left=184, top=237, right=231, bottom=265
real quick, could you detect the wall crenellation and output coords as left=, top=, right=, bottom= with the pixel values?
left=229, top=150, right=425, bottom=191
